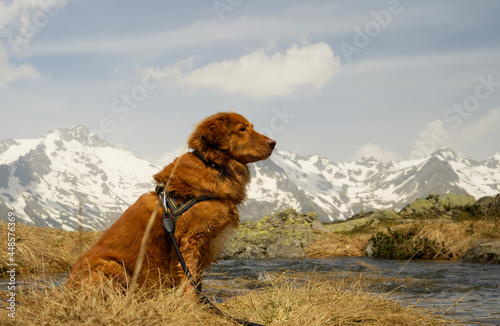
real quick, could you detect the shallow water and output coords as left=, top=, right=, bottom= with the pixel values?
left=2, top=258, right=499, bottom=325
left=207, top=257, right=500, bottom=325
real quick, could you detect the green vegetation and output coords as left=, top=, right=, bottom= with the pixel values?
left=368, top=226, right=449, bottom=260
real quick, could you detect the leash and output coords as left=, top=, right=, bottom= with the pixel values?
left=156, top=186, right=264, bottom=326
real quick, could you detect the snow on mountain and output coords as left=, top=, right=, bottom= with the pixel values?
left=242, top=148, right=500, bottom=222
left=0, top=126, right=499, bottom=230
left=0, top=126, right=159, bottom=230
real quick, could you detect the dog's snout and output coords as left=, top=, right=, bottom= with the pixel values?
left=267, top=139, right=276, bottom=149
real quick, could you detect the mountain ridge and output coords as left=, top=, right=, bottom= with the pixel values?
left=1, top=125, right=499, bottom=230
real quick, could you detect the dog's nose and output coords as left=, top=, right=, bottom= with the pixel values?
left=267, top=139, right=276, bottom=149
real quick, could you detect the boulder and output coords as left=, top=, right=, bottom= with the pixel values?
left=399, top=193, right=477, bottom=218
left=409, top=197, right=437, bottom=213
left=372, top=209, right=401, bottom=220
left=475, top=196, right=494, bottom=209
left=438, top=193, right=476, bottom=209
left=475, top=195, right=500, bottom=218
left=460, top=238, right=500, bottom=264
left=221, top=208, right=327, bottom=259
left=311, top=219, right=330, bottom=233
left=325, top=216, right=379, bottom=233
left=365, top=241, right=376, bottom=257
left=267, top=238, right=306, bottom=258
left=237, top=245, right=267, bottom=260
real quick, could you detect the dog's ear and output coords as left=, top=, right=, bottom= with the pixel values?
left=201, top=118, right=230, bottom=150
left=188, top=116, right=230, bottom=151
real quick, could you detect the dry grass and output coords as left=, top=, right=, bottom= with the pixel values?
left=305, top=233, right=371, bottom=258
left=0, top=272, right=461, bottom=326
left=411, top=220, right=499, bottom=259
left=0, top=220, right=477, bottom=325
left=306, top=220, right=499, bottom=260
left=3, top=219, right=497, bottom=275
left=0, top=222, right=101, bottom=275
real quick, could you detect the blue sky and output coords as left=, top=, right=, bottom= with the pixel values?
left=1, top=0, right=500, bottom=165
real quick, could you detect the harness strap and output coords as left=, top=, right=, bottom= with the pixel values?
left=156, top=183, right=212, bottom=220
left=155, top=187, right=264, bottom=326
left=164, top=195, right=212, bottom=220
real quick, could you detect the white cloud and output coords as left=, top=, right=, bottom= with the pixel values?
left=139, top=42, right=340, bottom=99
left=350, top=143, right=400, bottom=162
left=0, top=0, right=66, bottom=30
left=146, top=147, right=187, bottom=166
left=408, top=108, right=500, bottom=161
left=409, top=120, right=453, bottom=160
left=0, top=0, right=69, bottom=53
left=181, top=42, right=340, bottom=98
left=339, top=48, right=500, bottom=77
left=0, top=43, right=40, bottom=88
left=138, top=42, right=339, bottom=100
left=137, top=56, right=197, bottom=83
left=0, top=0, right=35, bottom=31
left=21, top=9, right=353, bottom=57
left=461, top=108, right=500, bottom=141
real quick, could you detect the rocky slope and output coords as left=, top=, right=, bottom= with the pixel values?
left=222, top=193, right=500, bottom=263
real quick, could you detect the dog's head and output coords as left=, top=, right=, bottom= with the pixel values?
left=188, top=112, right=276, bottom=165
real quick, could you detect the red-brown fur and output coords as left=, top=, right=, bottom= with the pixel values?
left=67, top=112, right=276, bottom=294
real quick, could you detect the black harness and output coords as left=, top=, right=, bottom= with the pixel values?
left=155, top=184, right=263, bottom=326
left=157, top=186, right=212, bottom=222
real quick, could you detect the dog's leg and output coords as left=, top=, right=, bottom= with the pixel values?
left=68, top=256, right=131, bottom=289
left=168, top=241, right=204, bottom=300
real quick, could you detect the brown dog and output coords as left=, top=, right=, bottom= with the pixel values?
left=68, top=112, right=276, bottom=294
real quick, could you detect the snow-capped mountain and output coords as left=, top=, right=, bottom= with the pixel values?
left=243, top=148, right=500, bottom=221
left=1, top=125, right=499, bottom=230
left=0, top=126, right=158, bottom=230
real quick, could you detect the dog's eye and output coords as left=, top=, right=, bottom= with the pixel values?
left=239, top=127, right=246, bottom=132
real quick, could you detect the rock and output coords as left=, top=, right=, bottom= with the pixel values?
left=365, top=241, right=375, bottom=257
left=438, top=193, right=476, bottom=209
left=399, top=193, right=477, bottom=218
left=461, top=238, right=500, bottom=264
left=221, top=208, right=326, bottom=259
left=325, top=217, right=379, bottom=233
left=238, top=245, right=267, bottom=259
left=426, top=193, right=440, bottom=202
left=372, top=209, right=401, bottom=220
left=475, top=196, right=494, bottom=209
left=267, top=239, right=305, bottom=258
left=409, top=197, right=437, bottom=213
left=475, top=195, right=500, bottom=218
left=311, top=219, right=330, bottom=232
